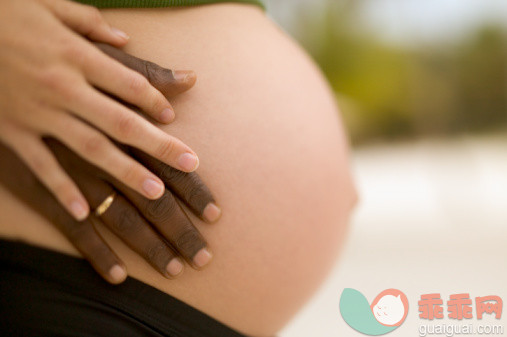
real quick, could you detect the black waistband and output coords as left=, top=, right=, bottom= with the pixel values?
left=0, top=239, right=246, bottom=337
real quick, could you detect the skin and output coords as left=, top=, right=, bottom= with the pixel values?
left=0, top=137, right=218, bottom=283
left=0, top=3, right=357, bottom=336
left=0, top=0, right=200, bottom=221
left=0, top=44, right=220, bottom=284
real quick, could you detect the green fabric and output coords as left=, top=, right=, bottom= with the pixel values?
left=73, top=0, right=264, bottom=10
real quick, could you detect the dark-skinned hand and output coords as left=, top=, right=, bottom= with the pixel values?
left=0, top=43, right=220, bottom=284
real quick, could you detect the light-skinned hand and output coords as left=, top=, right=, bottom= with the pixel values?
left=0, top=0, right=199, bottom=221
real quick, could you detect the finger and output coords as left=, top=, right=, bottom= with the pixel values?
left=115, top=184, right=212, bottom=269
left=45, top=138, right=184, bottom=277
left=78, top=216, right=128, bottom=284
left=43, top=0, right=129, bottom=46
left=41, top=112, right=166, bottom=200
left=131, top=149, right=220, bottom=223
left=64, top=169, right=185, bottom=278
left=0, top=120, right=89, bottom=221
left=0, top=142, right=127, bottom=284
left=46, top=138, right=211, bottom=268
left=65, top=85, right=199, bottom=172
left=94, top=43, right=197, bottom=98
left=77, top=44, right=175, bottom=123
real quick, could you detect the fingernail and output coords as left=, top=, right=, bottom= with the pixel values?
left=111, top=27, right=129, bottom=41
left=166, top=258, right=184, bottom=277
left=109, top=265, right=127, bottom=283
left=160, top=107, right=175, bottom=123
left=142, top=178, right=164, bottom=198
left=178, top=153, right=199, bottom=172
left=203, top=203, right=221, bottom=223
left=70, top=201, right=88, bottom=221
left=172, top=70, right=196, bottom=83
left=193, top=248, right=212, bottom=268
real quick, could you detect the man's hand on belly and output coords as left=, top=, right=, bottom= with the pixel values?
left=0, top=45, right=220, bottom=284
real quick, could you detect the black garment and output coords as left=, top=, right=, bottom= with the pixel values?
left=0, top=239, right=246, bottom=337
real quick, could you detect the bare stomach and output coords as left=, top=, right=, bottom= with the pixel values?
left=0, top=4, right=356, bottom=336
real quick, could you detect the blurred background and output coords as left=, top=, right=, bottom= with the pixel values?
left=267, top=0, right=506, bottom=144
left=262, top=0, right=507, bottom=336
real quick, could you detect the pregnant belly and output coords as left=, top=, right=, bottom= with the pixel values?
left=0, top=4, right=356, bottom=336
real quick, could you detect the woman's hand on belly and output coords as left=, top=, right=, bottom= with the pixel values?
left=0, top=4, right=358, bottom=335
left=0, top=45, right=221, bottom=284
left=0, top=138, right=215, bottom=283
left=0, top=0, right=201, bottom=221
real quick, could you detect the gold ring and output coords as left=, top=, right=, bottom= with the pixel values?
left=94, top=192, right=117, bottom=217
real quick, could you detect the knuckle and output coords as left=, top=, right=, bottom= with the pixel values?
left=143, top=61, right=157, bottom=83
left=115, top=113, right=138, bottom=139
left=143, top=61, right=166, bottom=90
left=188, top=191, right=212, bottom=214
left=115, top=206, right=142, bottom=234
left=184, top=174, right=213, bottom=209
left=82, top=134, right=106, bottom=156
left=155, top=139, right=177, bottom=161
left=161, top=169, right=212, bottom=213
left=60, top=43, right=87, bottom=66
left=159, top=164, right=183, bottom=181
left=144, top=192, right=177, bottom=222
left=174, top=229, right=204, bottom=256
left=58, top=82, right=78, bottom=101
left=146, top=242, right=173, bottom=265
left=127, top=73, right=149, bottom=95
left=37, top=68, right=68, bottom=94
left=120, top=163, right=141, bottom=185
